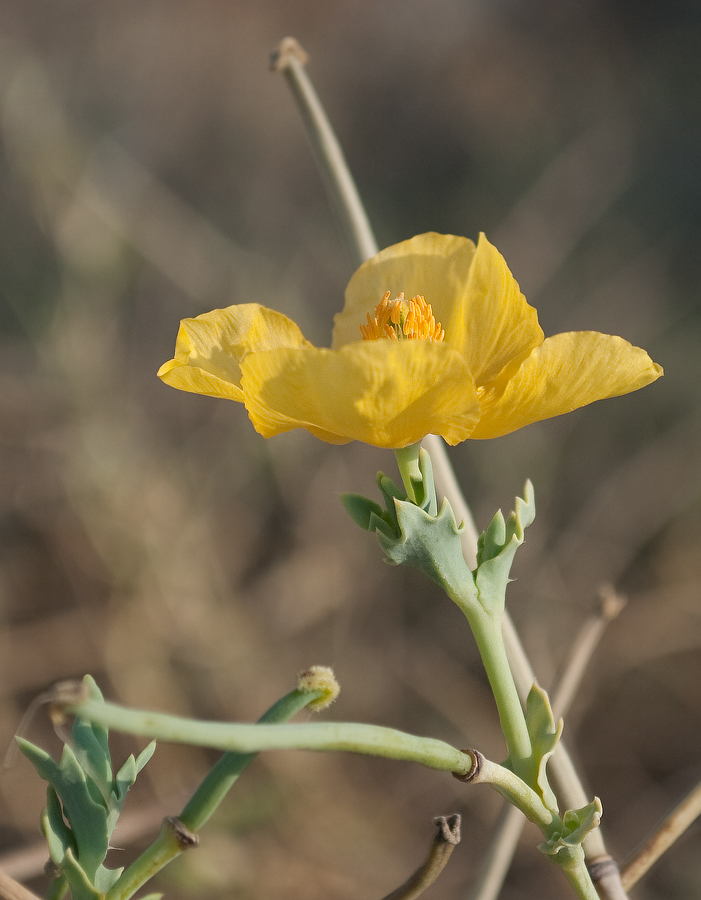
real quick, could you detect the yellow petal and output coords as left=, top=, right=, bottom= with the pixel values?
left=471, top=332, right=664, bottom=439
left=332, top=233, right=478, bottom=351
left=157, top=304, right=311, bottom=400
left=240, top=340, right=481, bottom=449
left=454, top=234, right=544, bottom=385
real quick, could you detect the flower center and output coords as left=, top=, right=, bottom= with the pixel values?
left=360, top=292, right=445, bottom=342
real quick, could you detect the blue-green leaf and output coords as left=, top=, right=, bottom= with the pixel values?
left=474, top=482, right=535, bottom=616
left=524, top=682, right=562, bottom=814
left=17, top=677, right=156, bottom=899
left=71, top=717, right=111, bottom=803
left=377, top=498, right=476, bottom=606
left=134, top=741, right=157, bottom=776
left=41, top=786, right=75, bottom=867
left=61, top=849, right=102, bottom=900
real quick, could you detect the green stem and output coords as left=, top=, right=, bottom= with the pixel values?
left=273, top=38, right=531, bottom=787
left=67, top=698, right=475, bottom=777
left=106, top=689, right=318, bottom=900
left=472, top=756, right=600, bottom=900
left=106, top=819, right=190, bottom=900
left=562, top=859, right=605, bottom=900
left=471, top=753, right=553, bottom=831
left=179, top=690, right=314, bottom=830
left=468, top=596, right=624, bottom=900
left=394, top=443, right=423, bottom=503
left=468, top=614, right=532, bottom=775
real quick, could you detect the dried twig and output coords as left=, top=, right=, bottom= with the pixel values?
left=380, top=815, right=461, bottom=900
left=466, top=804, right=524, bottom=900
left=0, top=867, right=43, bottom=900
left=551, top=586, right=627, bottom=720
left=620, top=779, right=701, bottom=890
left=270, top=37, right=377, bottom=267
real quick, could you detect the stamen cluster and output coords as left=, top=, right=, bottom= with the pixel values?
left=360, top=291, right=445, bottom=342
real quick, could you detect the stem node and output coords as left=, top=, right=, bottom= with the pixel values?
left=163, top=817, right=199, bottom=851
left=452, top=749, right=482, bottom=783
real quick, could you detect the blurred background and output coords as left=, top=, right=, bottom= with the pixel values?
left=0, top=1, right=699, bottom=898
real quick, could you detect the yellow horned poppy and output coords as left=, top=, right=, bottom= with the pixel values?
left=158, top=233, right=662, bottom=449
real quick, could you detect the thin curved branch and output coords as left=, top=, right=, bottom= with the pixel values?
left=620, top=779, right=701, bottom=890
left=380, top=815, right=461, bottom=900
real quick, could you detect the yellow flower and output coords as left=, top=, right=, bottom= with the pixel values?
left=158, top=233, right=662, bottom=449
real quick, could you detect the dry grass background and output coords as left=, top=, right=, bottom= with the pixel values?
left=0, top=2, right=700, bottom=898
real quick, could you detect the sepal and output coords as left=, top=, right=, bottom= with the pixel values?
left=340, top=493, right=387, bottom=533
left=341, top=449, right=438, bottom=541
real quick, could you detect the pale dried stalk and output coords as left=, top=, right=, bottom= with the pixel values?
left=620, top=779, right=701, bottom=890
left=551, top=586, right=627, bottom=719
left=0, top=868, right=43, bottom=900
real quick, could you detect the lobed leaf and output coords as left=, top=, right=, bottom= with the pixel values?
left=524, top=682, right=563, bottom=814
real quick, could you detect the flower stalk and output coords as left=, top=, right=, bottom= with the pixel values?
left=61, top=695, right=475, bottom=778
left=270, top=40, right=634, bottom=899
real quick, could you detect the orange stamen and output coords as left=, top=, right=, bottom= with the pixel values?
left=360, top=292, right=444, bottom=342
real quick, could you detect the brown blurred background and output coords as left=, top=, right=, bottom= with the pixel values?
left=0, top=2, right=699, bottom=898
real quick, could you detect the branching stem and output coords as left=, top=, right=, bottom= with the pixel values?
left=468, top=589, right=627, bottom=900
left=105, top=688, right=319, bottom=900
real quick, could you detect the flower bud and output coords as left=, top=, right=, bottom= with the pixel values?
left=297, top=665, right=340, bottom=711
